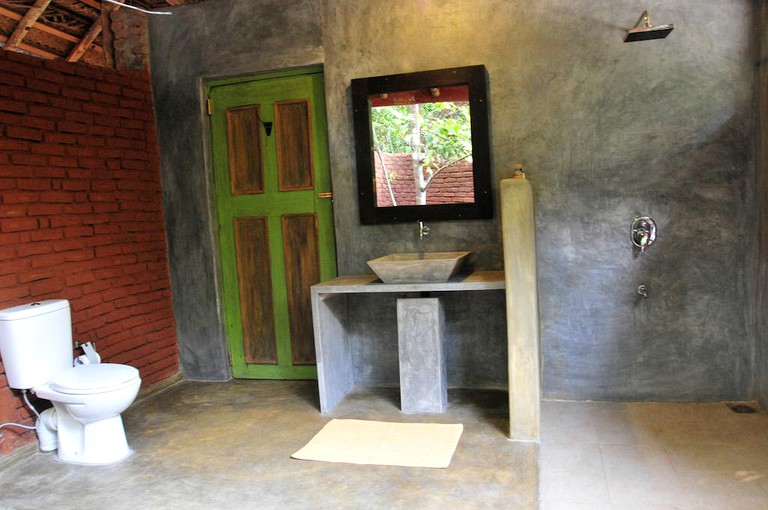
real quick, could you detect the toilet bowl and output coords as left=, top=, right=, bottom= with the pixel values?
left=34, top=363, right=141, bottom=465
left=0, top=300, right=142, bottom=465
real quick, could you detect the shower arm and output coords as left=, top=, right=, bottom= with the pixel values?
left=633, top=10, right=652, bottom=29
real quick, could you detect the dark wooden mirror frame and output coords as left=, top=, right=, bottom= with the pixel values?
left=352, top=65, right=493, bottom=224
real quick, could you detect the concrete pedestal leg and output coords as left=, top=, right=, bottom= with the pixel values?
left=397, top=297, right=447, bottom=413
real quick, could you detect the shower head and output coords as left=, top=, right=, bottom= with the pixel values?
left=624, top=10, right=674, bottom=42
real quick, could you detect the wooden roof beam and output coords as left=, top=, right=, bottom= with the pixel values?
left=0, top=32, right=57, bottom=59
left=4, top=0, right=53, bottom=52
left=67, top=0, right=124, bottom=63
left=65, top=15, right=101, bottom=62
left=0, top=5, right=80, bottom=44
left=77, top=0, right=102, bottom=10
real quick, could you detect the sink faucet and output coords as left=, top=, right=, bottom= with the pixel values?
left=418, top=221, right=430, bottom=241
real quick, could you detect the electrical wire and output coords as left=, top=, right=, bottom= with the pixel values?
left=22, top=390, right=40, bottom=419
left=0, top=390, right=41, bottom=438
left=103, top=0, right=172, bottom=16
left=0, top=422, right=35, bottom=431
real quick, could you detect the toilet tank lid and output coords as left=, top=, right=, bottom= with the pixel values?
left=0, top=300, right=69, bottom=321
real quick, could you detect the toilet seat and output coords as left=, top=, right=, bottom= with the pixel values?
left=49, top=363, right=140, bottom=395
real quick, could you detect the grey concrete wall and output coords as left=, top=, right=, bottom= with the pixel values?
left=150, top=0, right=760, bottom=401
left=148, top=0, right=324, bottom=380
left=755, top=2, right=768, bottom=407
left=324, top=0, right=757, bottom=401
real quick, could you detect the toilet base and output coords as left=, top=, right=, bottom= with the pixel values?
left=54, top=404, right=132, bottom=465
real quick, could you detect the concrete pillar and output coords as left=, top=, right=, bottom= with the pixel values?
left=397, top=297, right=447, bottom=413
left=501, top=177, right=541, bottom=441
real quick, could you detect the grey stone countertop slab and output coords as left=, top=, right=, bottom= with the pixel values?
left=311, top=270, right=505, bottom=294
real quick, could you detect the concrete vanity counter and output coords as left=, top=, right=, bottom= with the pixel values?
left=311, top=271, right=505, bottom=414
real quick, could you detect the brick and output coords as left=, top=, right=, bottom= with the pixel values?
left=115, top=127, right=143, bottom=140
left=39, top=191, right=74, bottom=203
left=65, top=75, right=96, bottom=91
left=0, top=72, right=24, bottom=87
left=61, top=87, right=91, bottom=101
left=77, top=135, right=106, bottom=147
left=41, top=59, right=78, bottom=75
left=2, top=191, right=38, bottom=204
left=16, top=179, right=51, bottom=191
left=30, top=144, right=66, bottom=156
left=65, top=225, right=94, bottom=238
left=63, top=249, right=94, bottom=262
left=0, top=138, right=29, bottom=151
left=74, top=65, right=105, bottom=81
left=6, top=126, right=42, bottom=142
left=66, top=272, right=95, bottom=286
left=104, top=73, right=132, bottom=86
left=32, top=167, right=66, bottom=178
left=11, top=89, right=48, bottom=104
left=26, top=78, right=60, bottom=95
left=33, top=68, right=63, bottom=83
left=30, top=228, right=64, bottom=242
left=33, top=253, right=70, bottom=271
left=48, top=96, right=82, bottom=112
left=57, top=121, right=89, bottom=134
left=4, top=113, right=56, bottom=132
left=11, top=154, right=47, bottom=166
left=118, top=98, right=144, bottom=110
left=91, top=92, right=119, bottom=106
left=48, top=156, right=79, bottom=168
left=62, top=180, right=90, bottom=191
left=44, top=132, right=78, bottom=145
left=1, top=217, right=37, bottom=232
left=78, top=157, right=106, bottom=169
left=96, top=82, right=121, bottom=95
left=29, top=278, right=65, bottom=296
left=0, top=99, right=27, bottom=114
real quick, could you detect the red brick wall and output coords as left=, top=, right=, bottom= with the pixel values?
left=0, top=50, right=179, bottom=455
left=374, top=153, right=475, bottom=207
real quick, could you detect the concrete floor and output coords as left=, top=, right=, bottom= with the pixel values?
left=0, top=380, right=538, bottom=509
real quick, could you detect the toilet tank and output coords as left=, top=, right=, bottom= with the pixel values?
left=0, top=300, right=73, bottom=390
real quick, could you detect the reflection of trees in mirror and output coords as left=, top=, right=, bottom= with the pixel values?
left=371, top=101, right=472, bottom=205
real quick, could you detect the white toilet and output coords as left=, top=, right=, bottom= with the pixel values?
left=0, top=299, right=141, bottom=465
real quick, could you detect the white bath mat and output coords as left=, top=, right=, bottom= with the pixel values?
left=291, top=419, right=463, bottom=468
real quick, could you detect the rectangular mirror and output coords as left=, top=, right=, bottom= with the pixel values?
left=352, top=65, right=492, bottom=224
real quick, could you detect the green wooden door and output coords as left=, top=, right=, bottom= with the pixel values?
left=208, top=70, right=336, bottom=379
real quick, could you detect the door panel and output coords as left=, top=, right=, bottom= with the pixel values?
left=233, top=217, right=277, bottom=365
left=209, top=70, right=336, bottom=379
left=281, top=213, right=320, bottom=365
left=226, top=105, right=264, bottom=195
left=275, top=100, right=314, bottom=191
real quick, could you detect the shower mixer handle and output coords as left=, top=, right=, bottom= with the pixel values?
left=631, top=216, right=657, bottom=253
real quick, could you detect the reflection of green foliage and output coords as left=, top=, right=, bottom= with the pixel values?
left=371, top=102, right=472, bottom=167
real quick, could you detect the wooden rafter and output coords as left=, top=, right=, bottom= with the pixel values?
left=0, top=5, right=79, bottom=44
left=66, top=0, right=122, bottom=63
left=0, top=30, right=57, bottom=58
left=65, top=7, right=99, bottom=61
left=77, top=0, right=101, bottom=10
left=0, top=0, right=207, bottom=66
left=4, top=0, right=52, bottom=51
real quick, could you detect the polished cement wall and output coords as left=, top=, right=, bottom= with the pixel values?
left=755, top=2, right=768, bottom=408
left=150, top=0, right=760, bottom=401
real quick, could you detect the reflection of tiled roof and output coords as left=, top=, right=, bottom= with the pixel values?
left=374, top=153, right=475, bottom=207
left=0, top=0, right=206, bottom=67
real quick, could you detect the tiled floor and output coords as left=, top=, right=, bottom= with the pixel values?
left=540, top=400, right=768, bottom=510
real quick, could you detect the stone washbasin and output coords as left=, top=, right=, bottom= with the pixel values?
left=367, top=252, right=471, bottom=284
